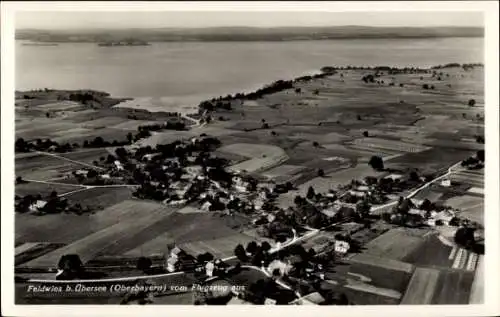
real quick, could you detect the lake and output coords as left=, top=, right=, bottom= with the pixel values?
left=16, top=37, right=484, bottom=112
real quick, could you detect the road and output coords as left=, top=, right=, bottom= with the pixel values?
left=23, top=178, right=140, bottom=190
left=35, top=151, right=106, bottom=170
left=18, top=161, right=463, bottom=290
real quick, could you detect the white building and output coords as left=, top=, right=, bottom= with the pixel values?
left=29, top=200, right=47, bottom=212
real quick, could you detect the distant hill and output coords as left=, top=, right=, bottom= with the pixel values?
left=16, top=26, right=483, bottom=43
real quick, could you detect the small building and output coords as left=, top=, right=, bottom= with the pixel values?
left=29, top=200, right=47, bottom=212
left=114, top=160, right=124, bottom=171
left=441, top=179, right=451, bottom=187
left=74, top=169, right=88, bottom=176
left=143, top=153, right=161, bottom=161
left=334, top=240, right=350, bottom=254
left=205, top=261, right=215, bottom=277
left=267, top=259, right=292, bottom=276
left=100, top=174, right=111, bottom=179
left=385, top=174, right=404, bottom=181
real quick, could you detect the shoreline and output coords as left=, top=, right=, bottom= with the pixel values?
left=17, top=62, right=484, bottom=119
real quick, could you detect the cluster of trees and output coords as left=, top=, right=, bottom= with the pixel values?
left=461, top=150, right=484, bottom=169
left=233, top=241, right=273, bottom=266
left=14, top=191, right=91, bottom=215
left=381, top=197, right=425, bottom=227
left=137, top=120, right=186, bottom=133
left=368, top=155, right=384, bottom=171
left=422, top=84, right=436, bottom=90
left=15, top=138, right=77, bottom=153
left=321, top=65, right=429, bottom=74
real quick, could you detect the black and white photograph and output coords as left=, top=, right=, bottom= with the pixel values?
left=1, top=1, right=499, bottom=316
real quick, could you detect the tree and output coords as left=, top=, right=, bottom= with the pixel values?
left=50, top=191, right=58, bottom=199
left=317, top=169, right=325, bottom=177
left=136, top=256, right=152, bottom=273
left=87, top=169, right=98, bottom=178
left=312, top=141, right=320, bottom=148
left=468, top=99, right=476, bottom=107
left=15, top=176, right=24, bottom=184
left=127, top=132, right=133, bottom=143
left=422, top=84, right=429, bottom=90
left=294, top=195, right=304, bottom=206
left=196, top=252, right=214, bottom=263
left=363, top=131, right=369, bottom=137
left=57, top=254, right=84, bottom=280
left=477, top=150, right=485, bottom=162
left=357, top=115, right=362, bottom=121
left=234, top=244, right=248, bottom=262
left=355, top=199, right=371, bottom=218
left=115, top=147, right=128, bottom=159
left=306, top=186, right=316, bottom=200
left=261, top=241, right=271, bottom=253
left=106, top=154, right=116, bottom=164
left=246, top=241, right=258, bottom=255
left=454, top=226, right=476, bottom=248
left=419, top=199, right=434, bottom=212
left=368, top=155, right=384, bottom=171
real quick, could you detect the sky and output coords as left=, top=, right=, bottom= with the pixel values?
left=16, top=11, right=484, bottom=30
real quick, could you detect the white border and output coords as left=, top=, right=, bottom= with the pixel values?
left=2, top=2, right=499, bottom=317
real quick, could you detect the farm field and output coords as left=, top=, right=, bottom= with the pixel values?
left=363, top=228, right=428, bottom=261
left=58, top=148, right=111, bottom=165
left=15, top=152, right=86, bottom=180
left=65, top=187, right=135, bottom=210
left=387, top=147, right=473, bottom=174
left=15, top=182, right=80, bottom=197
left=221, top=143, right=289, bottom=173
left=19, top=200, right=178, bottom=267
left=400, top=267, right=441, bottom=304
left=444, top=195, right=484, bottom=225
left=124, top=212, right=251, bottom=258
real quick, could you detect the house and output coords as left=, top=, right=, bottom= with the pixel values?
left=205, top=261, right=215, bottom=277
left=74, top=169, right=88, bottom=176
left=385, top=174, right=404, bottom=181
left=334, top=240, right=350, bottom=254
left=29, top=200, right=47, bottom=212
left=441, top=179, right=451, bottom=187
left=100, top=174, right=111, bottom=179
left=143, top=153, right=161, bottom=161
left=201, top=201, right=212, bottom=212
left=114, top=160, right=124, bottom=171
left=267, top=260, right=292, bottom=276
left=357, top=185, right=370, bottom=192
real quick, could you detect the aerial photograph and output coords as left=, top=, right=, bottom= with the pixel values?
left=12, top=9, right=485, bottom=306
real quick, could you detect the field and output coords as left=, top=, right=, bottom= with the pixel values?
left=19, top=200, right=177, bottom=267
left=221, top=143, right=288, bottom=173
left=363, top=228, right=428, bottom=261
left=15, top=182, right=80, bottom=197
left=444, top=195, right=484, bottom=225
left=400, top=267, right=441, bottom=304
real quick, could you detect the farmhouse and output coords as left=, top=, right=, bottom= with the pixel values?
left=142, top=153, right=161, bottom=161
left=385, top=174, right=404, bottom=181
left=29, top=200, right=47, bottom=212
left=114, top=160, right=124, bottom=171
left=74, top=169, right=88, bottom=176
left=267, top=259, right=292, bottom=276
